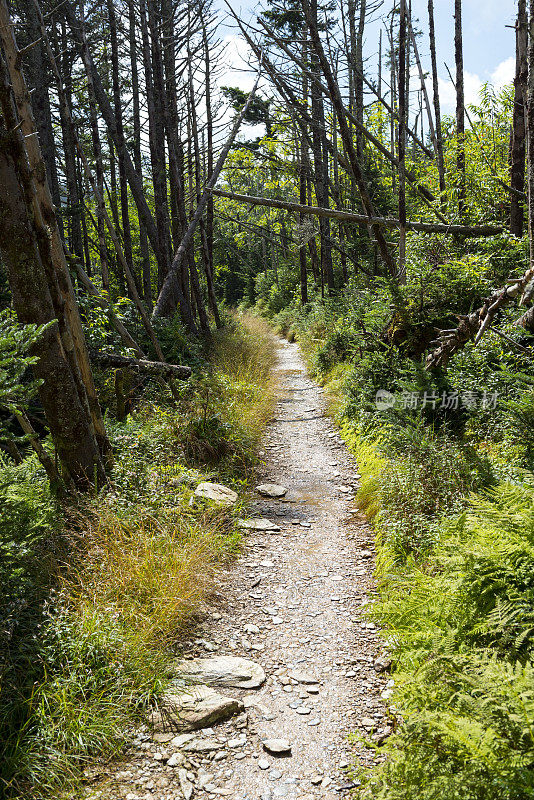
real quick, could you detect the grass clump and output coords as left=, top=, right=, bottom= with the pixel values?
left=0, top=312, right=277, bottom=800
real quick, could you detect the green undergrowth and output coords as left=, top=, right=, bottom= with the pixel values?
left=0, top=312, right=277, bottom=800
left=261, top=289, right=534, bottom=800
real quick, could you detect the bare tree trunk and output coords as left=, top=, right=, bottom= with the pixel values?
left=455, top=0, right=466, bottom=216
left=309, top=0, right=334, bottom=291
left=299, top=129, right=309, bottom=304
left=0, top=45, right=106, bottom=490
left=58, top=32, right=83, bottom=263
left=21, top=0, right=61, bottom=213
left=398, top=0, right=407, bottom=282
left=527, top=0, right=534, bottom=266
left=389, top=13, right=397, bottom=193
left=187, top=37, right=210, bottom=333
left=511, top=0, right=528, bottom=235
left=144, top=0, right=173, bottom=290
left=202, top=22, right=222, bottom=327
left=128, top=0, right=152, bottom=305
left=355, top=0, right=366, bottom=158
left=428, top=0, right=446, bottom=197
left=303, top=0, right=397, bottom=278
left=108, top=0, right=137, bottom=298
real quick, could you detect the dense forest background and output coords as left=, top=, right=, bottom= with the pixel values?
left=1, top=0, right=534, bottom=797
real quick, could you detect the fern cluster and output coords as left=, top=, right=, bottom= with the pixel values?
left=358, top=482, right=534, bottom=799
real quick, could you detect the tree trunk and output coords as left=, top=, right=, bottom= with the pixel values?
left=309, top=0, right=334, bottom=291
left=21, top=0, right=61, bottom=213
left=455, top=0, right=466, bottom=216
left=0, top=0, right=109, bottom=461
left=128, top=0, right=152, bottom=305
left=428, top=0, right=446, bottom=197
left=398, top=0, right=407, bottom=283
left=108, top=0, right=136, bottom=298
left=527, top=0, right=534, bottom=267
left=0, top=49, right=106, bottom=491
left=144, top=0, right=173, bottom=290
left=510, top=0, right=528, bottom=235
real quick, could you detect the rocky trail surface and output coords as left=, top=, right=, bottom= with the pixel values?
left=87, top=341, right=390, bottom=800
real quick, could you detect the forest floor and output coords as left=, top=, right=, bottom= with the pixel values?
left=86, top=340, right=389, bottom=800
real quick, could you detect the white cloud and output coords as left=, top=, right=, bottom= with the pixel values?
left=433, top=56, right=514, bottom=117
left=491, top=56, right=515, bottom=90
left=433, top=71, right=482, bottom=116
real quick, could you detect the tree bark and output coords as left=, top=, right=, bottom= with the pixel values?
left=510, top=0, right=528, bottom=235
left=210, top=188, right=504, bottom=236
left=0, top=48, right=106, bottom=490
left=128, top=0, right=152, bottom=305
left=455, top=0, right=466, bottom=216
left=398, top=0, right=407, bottom=283
left=428, top=0, right=446, bottom=198
left=108, top=0, right=136, bottom=297
left=2, top=0, right=109, bottom=460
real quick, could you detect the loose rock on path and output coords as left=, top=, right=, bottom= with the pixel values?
left=85, top=341, right=389, bottom=800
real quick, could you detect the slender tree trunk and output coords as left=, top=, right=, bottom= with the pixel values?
left=527, top=0, right=534, bottom=266
left=299, top=130, right=309, bottom=304
left=455, top=0, right=466, bottom=216
left=144, top=0, right=173, bottom=290
left=428, top=0, right=446, bottom=198
left=58, top=40, right=83, bottom=261
left=511, top=0, right=528, bottom=235
left=355, top=0, right=366, bottom=158
left=108, top=0, right=137, bottom=298
left=398, top=0, right=407, bottom=282
left=389, top=15, right=397, bottom=193
left=128, top=0, right=152, bottom=305
left=22, top=0, right=61, bottom=213
left=309, top=0, right=334, bottom=291
left=202, top=23, right=222, bottom=327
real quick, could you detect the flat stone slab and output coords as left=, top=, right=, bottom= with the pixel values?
left=151, top=685, right=243, bottom=731
left=175, top=655, right=266, bottom=689
left=195, top=482, right=238, bottom=505
left=239, top=518, right=281, bottom=531
left=288, top=669, right=320, bottom=685
left=256, top=483, right=288, bottom=498
left=262, top=738, right=292, bottom=755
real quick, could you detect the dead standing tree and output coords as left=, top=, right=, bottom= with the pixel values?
left=0, top=7, right=108, bottom=490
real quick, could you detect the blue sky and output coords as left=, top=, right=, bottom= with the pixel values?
left=218, top=0, right=518, bottom=117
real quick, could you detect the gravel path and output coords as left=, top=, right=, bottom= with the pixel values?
left=88, top=341, right=388, bottom=800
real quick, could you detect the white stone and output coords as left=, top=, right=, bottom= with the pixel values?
left=262, top=738, right=292, bottom=754
left=256, top=483, right=288, bottom=498
left=239, top=518, right=281, bottom=531
left=175, top=656, right=266, bottom=689
left=195, top=482, right=238, bottom=505
left=152, top=685, right=243, bottom=731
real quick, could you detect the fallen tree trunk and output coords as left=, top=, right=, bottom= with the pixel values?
left=210, top=189, right=504, bottom=237
left=90, top=351, right=192, bottom=379
left=426, top=266, right=534, bottom=368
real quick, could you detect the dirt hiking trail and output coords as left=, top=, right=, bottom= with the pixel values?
left=89, top=340, right=389, bottom=800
